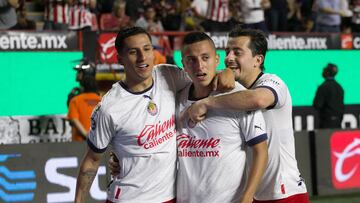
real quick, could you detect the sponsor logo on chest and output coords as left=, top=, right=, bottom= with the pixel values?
left=177, top=134, right=220, bottom=157
left=136, top=115, right=176, bottom=149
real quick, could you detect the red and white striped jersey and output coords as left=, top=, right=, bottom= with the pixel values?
left=44, top=0, right=69, bottom=24
left=68, top=0, right=93, bottom=30
left=205, top=0, right=230, bottom=22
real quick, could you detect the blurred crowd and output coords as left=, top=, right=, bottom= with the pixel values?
left=1, top=0, right=360, bottom=33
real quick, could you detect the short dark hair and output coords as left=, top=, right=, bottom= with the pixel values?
left=228, top=27, right=268, bottom=70
left=181, top=32, right=216, bottom=53
left=115, top=27, right=152, bottom=53
left=324, top=63, right=338, bottom=77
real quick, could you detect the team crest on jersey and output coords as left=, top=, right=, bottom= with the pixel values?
left=91, top=103, right=101, bottom=130
left=147, top=101, right=158, bottom=116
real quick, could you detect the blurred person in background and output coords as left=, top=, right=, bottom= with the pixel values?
left=201, top=0, right=232, bottom=32
left=241, top=0, right=270, bottom=32
left=43, top=0, right=69, bottom=30
left=68, top=0, right=97, bottom=31
left=267, top=0, right=288, bottom=31
left=153, top=49, right=167, bottom=64
left=135, top=4, right=171, bottom=55
left=96, top=0, right=114, bottom=13
left=67, top=59, right=97, bottom=106
left=12, top=0, right=36, bottom=30
left=229, top=0, right=244, bottom=27
left=0, top=0, right=19, bottom=30
left=68, top=75, right=101, bottom=141
left=351, top=0, right=360, bottom=32
left=313, top=63, right=344, bottom=129
left=124, top=0, right=142, bottom=22
left=100, top=0, right=132, bottom=31
left=158, top=0, right=181, bottom=32
left=315, top=0, right=347, bottom=32
left=135, top=5, right=165, bottom=46
left=183, top=0, right=208, bottom=31
left=340, top=0, right=353, bottom=33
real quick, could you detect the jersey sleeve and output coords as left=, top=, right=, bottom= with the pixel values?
left=87, top=103, right=115, bottom=153
left=67, top=98, right=79, bottom=120
left=239, top=110, right=267, bottom=147
left=255, top=75, right=288, bottom=110
left=160, top=64, right=191, bottom=92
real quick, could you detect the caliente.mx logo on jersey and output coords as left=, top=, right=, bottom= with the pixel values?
left=136, top=115, right=176, bottom=149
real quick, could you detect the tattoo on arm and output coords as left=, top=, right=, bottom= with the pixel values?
left=79, top=170, right=97, bottom=201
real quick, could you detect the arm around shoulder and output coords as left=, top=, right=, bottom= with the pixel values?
left=208, top=87, right=275, bottom=111
left=183, top=87, right=275, bottom=123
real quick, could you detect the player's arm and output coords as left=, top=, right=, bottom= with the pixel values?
left=240, top=141, right=268, bottom=203
left=75, top=147, right=103, bottom=203
left=70, top=118, right=88, bottom=139
left=207, top=87, right=275, bottom=110
left=108, top=152, right=120, bottom=177
left=184, top=87, right=275, bottom=122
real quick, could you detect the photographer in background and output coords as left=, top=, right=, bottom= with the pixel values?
left=67, top=59, right=96, bottom=106
left=68, top=71, right=101, bottom=141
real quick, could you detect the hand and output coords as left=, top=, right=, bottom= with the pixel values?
left=180, top=98, right=209, bottom=123
left=212, top=68, right=235, bottom=92
left=108, top=152, right=120, bottom=177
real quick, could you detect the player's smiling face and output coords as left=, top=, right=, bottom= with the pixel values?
left=182, top=40, right=219, bottom=88
left=225, top=36, right=262, bottom=88
left=119, top=33, right=155, bottom=86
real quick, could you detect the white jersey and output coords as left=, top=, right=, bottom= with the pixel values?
left=241, top=0, right=265, bottom=24
left=88, top=65, right=189, bottom=202
left=176, top=83, right=267, bottom=203
left=68, top=0, right=93, bottom=30
left=250, top=73, right=307, bottom=200
left=44, top=0, right=69, bottom=24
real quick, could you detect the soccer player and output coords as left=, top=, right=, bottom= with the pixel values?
left=74, top=27, right=234, bottom=203
left=176, top=31, right=268, bottom=203
left=184, top=28, right=310, bottom=203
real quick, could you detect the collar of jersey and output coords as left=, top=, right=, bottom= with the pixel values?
left=119, top=79, right=154, bottom=95
left=249, top=72, right=264, bottom=89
